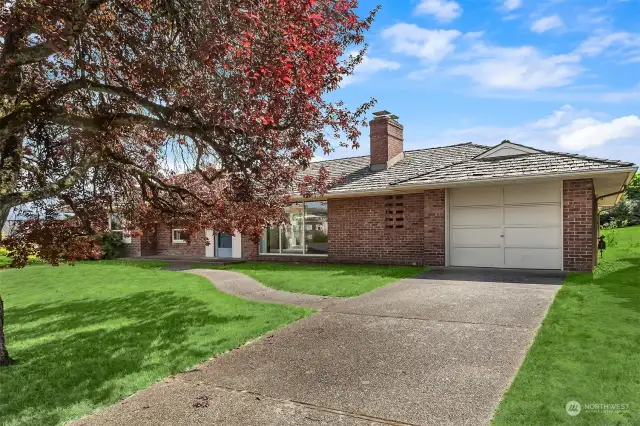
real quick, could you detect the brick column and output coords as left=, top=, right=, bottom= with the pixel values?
left=424, top=189, right=446, bottom=266
left=563, top=179, right=596, bottom=272
left=242, top=235, right=259, bottom=260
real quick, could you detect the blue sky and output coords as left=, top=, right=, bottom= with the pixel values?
left=322, top=0, right=640, bottom=166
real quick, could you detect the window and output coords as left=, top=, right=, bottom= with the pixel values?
left=109, top=213, right=124, bottom=239
left=304, top=201, right=328, bottom=254
left=281, top=203, right=304, bottom=254
left=261, top=226, right=281, bottom=254
left=172, top=229, right=188, bottom=243
left=259, top=201, right=328, bottom=255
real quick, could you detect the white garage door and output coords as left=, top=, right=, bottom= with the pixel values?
left=449, top=182, right=562, bottom=270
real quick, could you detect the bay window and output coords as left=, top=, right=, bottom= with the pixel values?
left=260, top=201, right=328, bottom=255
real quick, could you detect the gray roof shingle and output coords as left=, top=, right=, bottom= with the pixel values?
left=299, top=142, right=635, bottom=195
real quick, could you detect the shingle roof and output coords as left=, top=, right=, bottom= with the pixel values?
left=300, top=142, right=635, bottom=196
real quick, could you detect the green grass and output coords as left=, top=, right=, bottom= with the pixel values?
left=192, top=262, right=425, bottom=297
left=0, top=264, right=311, bottom=426
left=493, top=225, right=640, bottom=425
left=78, top=259, right=170, bottom=269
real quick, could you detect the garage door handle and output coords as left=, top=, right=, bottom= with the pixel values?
left=500, top=234, right=504, bottom=237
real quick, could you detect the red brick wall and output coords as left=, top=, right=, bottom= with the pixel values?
left=155, top=224, right=207, bottom=257
left=370, top=117, right=403, bottom=166
left=122, top=237, right=142, bottom=257
left=563, top=179, right=596, bottom=272
left=242, top=235, right=259, bottom=260
left=140, top=227, right=157, bottom=256
left=327, top=193, right=425, bottom=265
left=424, top=189, right=446, bottom=266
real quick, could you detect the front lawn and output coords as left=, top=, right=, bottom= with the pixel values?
left=0, top=264, right=311, bottom=426
left=78, top=259, right=170, bottom=269
left=195, top=262, right=425, bottom=297
left=493, top=226, right=640, bottom=425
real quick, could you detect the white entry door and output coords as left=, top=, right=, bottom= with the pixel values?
left=216, top=233, right=233, bottom=258
left=449, top=182, right=562, bottom=270
left=205, top=230, right=215, bottom=257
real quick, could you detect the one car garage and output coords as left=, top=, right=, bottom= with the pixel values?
left=448, top=181, right=563, bottom=270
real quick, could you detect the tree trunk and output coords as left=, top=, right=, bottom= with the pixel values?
left=0, top=203, right=10, bottom=242
left=0, top=295, right=15, bottom=366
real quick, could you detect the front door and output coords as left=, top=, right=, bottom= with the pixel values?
left=216, top=233, right=233, bottom=258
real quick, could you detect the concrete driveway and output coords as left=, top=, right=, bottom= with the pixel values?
left=73, top=269, right=562, bottom=426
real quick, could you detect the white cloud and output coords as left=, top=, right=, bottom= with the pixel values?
left=407, top=66, right=437, bottom=80
left=382, top=23, right=461, bottom=62
left=502, top=0, right=523, bottom=12
left=533, top=105, right=574, bottom=128
left=577, top=31, right=640, bottom=57
left=449, top=44, right=582, bottom=90
left=383, top=22, right=584, bottom=91
left=436, top=106, right=639, bottom=154
left=415, top=0, right=462, bottom=23
left=557, top=115, right=640, bottom=149
left=341, top=54, right=400, bottom=86
left=531, top=15, right=564, bottom=33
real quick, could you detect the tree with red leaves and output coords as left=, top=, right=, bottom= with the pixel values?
left=0, top=0, right=377, bottom=366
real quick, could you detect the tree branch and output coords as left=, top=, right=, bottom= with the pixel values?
left=0, top=152, right=99, bottom=208
left=1, top=0, right=107, bottom=69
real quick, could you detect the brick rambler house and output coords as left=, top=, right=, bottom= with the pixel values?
left=120, top=111, right=637, bottom=272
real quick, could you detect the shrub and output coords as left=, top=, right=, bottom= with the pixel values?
left=27, top=255, right=43, bottom=265
left=310, top=230, right=328, bottom=243
left=100, top=233, right=124, bottom=259
left=0, top=246, right=42, bottom=268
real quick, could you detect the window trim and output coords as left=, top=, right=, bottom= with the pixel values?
left=259, top=201, right=328, bottom=256
left=108, top=213, right=127, bottom=242
left=172, top=228, right=188, bottom=244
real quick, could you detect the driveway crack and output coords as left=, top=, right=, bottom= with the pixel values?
left=210, top=384, right=420, bottom=426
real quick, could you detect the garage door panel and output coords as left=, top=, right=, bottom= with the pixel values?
left=448, top=183, right=562, bottom=270
left=504, top=182, right=560, bottom=204
left=451, top=207, right=502, bottom=226
left=504, top=226, right=561, bottom=248
left=451, top=248, right=504, bottom=268
left=451, top=227, right=502, bottom=247
left=505, top=248, right=562, bottom=270
left=504, top=205, right=560, bottom=226
left=450, top=187, right=502, bottom=207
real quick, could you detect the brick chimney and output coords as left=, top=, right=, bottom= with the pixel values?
left=369, top=110, right=404, bottom=171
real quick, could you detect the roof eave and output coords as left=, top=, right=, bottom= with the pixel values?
left=290, top=166, right=637, bottom=201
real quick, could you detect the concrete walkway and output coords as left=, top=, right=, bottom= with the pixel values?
left=187, top=268, right=341, bottom=309
left=72, top=269, right=562, bottom=426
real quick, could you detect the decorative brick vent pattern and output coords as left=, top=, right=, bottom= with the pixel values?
left=385, top=195, right=405, bottom=229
